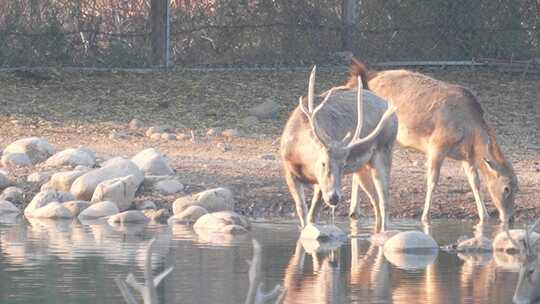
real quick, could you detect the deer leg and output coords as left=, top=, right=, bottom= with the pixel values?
left=285, top=170, right=308, bottom=228
left=307, top=184, right=322, bottom=224
left=370, top=150, right=392, bottom=232
left=421, top=149, right=446, bottom=223
left=352, top=169, right=380, bottom=228
left=349, top=173, right=363, bottom=219
left=462, top=161, right=490, bottom=223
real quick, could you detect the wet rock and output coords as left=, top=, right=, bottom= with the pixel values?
left=445, top=235, right=493, bottom=253
left=193, top=211, right=250, bottom=234
left=300, top=224, right=347, bottom=241
left=45, top=147, right=96, bottom=167
left=134, top=200, right=156, bottom=210
left=383, top=231, right=438, bottom=253
left=1, top=153, right=32, bottom=167
left=0, top=200, right=19, bottom=215
left=221, top=129, right=240, bottom=138
left=168, top=206, right=208, bottom=225
left=62, top=200, right=91, bottom=216
left=142, top=208, right=169, bottom=222
left=32, top=202, right=73, bottom=219
left=78, top=201, right=119, bottom=220
left=173, top=187, right=234, bottom=214
left=27, top=172, right=52, bottom=185
left=248, top=100, right=280, bottom=119
left=90, top=174, right=141, bottom=211
left=154, top=179, right=184, bottom=195
left=49, top=168, right=90, bottom=192
left=25, top=190, right=74, bottom=218
left=3, top=137, right=55, bottom=164
left=131, top=148, right=174, bottom=176
left=161, top=133, right=176, bottom=140
left=0, top=172, right=10, bottom=189
left=384, top=248, right=439, bottom=270
left=301, top=237, right=345, bottom=254
left=217, top=142, right=232, bottom=152
left=70, top=158, right=143, bottom=201
left=129, top=119, right=144, bottom=130
left=0, top=187, right=24, bottom=204
left=107, top=210, right=149, bottom=224
left=493, top=229, right=540, bottom=253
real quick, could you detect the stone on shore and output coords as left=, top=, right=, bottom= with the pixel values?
left=168, top=206, right=208, bottom=225
left=173, top=187, right=234, bottom=215
left=45, top=147, right=96, bottom=168
left=90, top=174, right=141, bottom=211
left=131, top=148, right=174, bottom=176
left=3, top=137, right=55, bottom=164
left=78, top=201, right=119, bottom=220
left=193, top=211, right=250, bottom=234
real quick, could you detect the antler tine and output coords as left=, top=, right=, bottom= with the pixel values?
left=526, top=218, right=540, bottom=255
left=504, top=227, right=525, bottom=256
left=312, top=85, right=348, bottom=117
left=308, top=66, right=316, bottom=113
left=349, top=75, right=364, bottom=145
left=346, top=102, right=397, bottom=149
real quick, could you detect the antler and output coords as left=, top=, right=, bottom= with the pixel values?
left=504, top=218, right=540, bottom=257
left=343, top=75, right=397, bottom=149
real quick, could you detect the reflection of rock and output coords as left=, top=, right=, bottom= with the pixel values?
left=0, top=212, right=19, bottom=224
left=493, top=229, right=540, bottom=253
left=300, top=224, right=347, bottom=241
left=193, top=211, right=250, bottom=233
left=457, top=252, right=493, bottom=266
left=300, top=237, right=345, bottom=254
left=493, top=249, right=522, bottom=271
left=107, top=210, right=149, bottom=224
left=384, top=249, right=438, bottom=270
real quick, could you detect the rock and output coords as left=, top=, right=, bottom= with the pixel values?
left=217, top=142, right=232, bottom=152
left=70, top=159, right=143, bottom=201
left=146, top=125, right=171, bottom=137
left=161, top=133, right=176, bottom=140
left=219, top=225, right=249, bottom=234
left=100, top=156, right=126, bottom=168
left=493, top=229, right=540, bottom=253
left=0, top=187, right=24, bottom=204
left=3, top=137, right=55, bottom=164
left=90, top=175, right=141, bottom=211
left=78, top=201, right=119, bottom=220
left=107, top=210, right=149, bottom=224
left=62, top=201, right=91, bottom=216
left=154, top=179, right=184, bottom=195
left=168, top=206, right=208, bottom=225
left=384, top=248, right=439, bottom=270
left=45, top=147, right=96, bottom=167
left=142, top=208, right=169, bottom=222
left=445, top=235, right=493, bottom=253
left=248, top=100, right=279, bottom=119
left=258, top=153, right=275, bottom=161
left=173, top=187, right=234, bottom=214
left=131, top=148, right=174, bottom=176
left=300, top=237, right=345, bottom=254
left=206, top=128, right=221, bottom=137
left=0, top=172, right=10, bottom=189
left=142, top=175, right=176, bottom=188
left=129, top=119, right=144, bottom=130
left=221, top=129, right=240, bottom=138
left=193, top=211, right=250, bottom=234
left=25, top=190, right=74, bottom=218
left=241, top=116, right=259, bottom=127
left=134, top=200, right=156, bottom=210
left=383, top=231, right=438, bottom=253
left=1, top=153, right=32, bottom=167
left=27, top=172, right=52, bottom=185
left=32, top=202, right=73, bottom=219
left=0, top=200, right=19, bottom=214
left=49, top=169, right=90, bottom=192
left=300, top=224, right=347, bottom=241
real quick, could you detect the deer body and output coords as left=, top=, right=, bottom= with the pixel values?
left=281, top=67, right=397, bottom=230
left=347, top=59, right=517, bottom=224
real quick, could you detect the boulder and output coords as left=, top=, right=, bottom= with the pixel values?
left=301, top=237, right=345, bottom=254
left=62, top=201, right=91, bottom=216
left=0, top=171, right=10, bottom=189
left=1, top=153, right=32, bottom=167
left=300, top=224, right=347, bottom=241
left=27, top=172, right=52, bottom=185
left=3, top=137, right=55, bottom=164
left=0, top=200, right=19, bottom=214
left=173, top=187, right=234, bottom=214
left=248, top=100, right=280, bottom=119
left=193, top=211, right=250, bottom=234
left=142, top=208, right=169, bottom=222
left=383, top=231, right=438, bottom=253
left=49, top=169, right=90, bottom=192
left=493, top=229, right=540, bottom=253
left=444, top=235, right=493, bottom=253
left=154, top=179, right=184, bottom=195
left=70, top=158, right=143, bottom=200
left=107, top=210, right=149, bottom=224
left=384, top=249, right=439, bottom=270
left=90, top=175, right=141, bottom=211
left=25, top=190, right=74, bottom=218
left=145, top=125, right=171, bottom=137
left=168, top=206, right=208, bottom=225
left=78, top=201, right=119, bottom=220
left=32, top=202, right=73, bottom=219
left=134, top=200, right=156, bottom=210
left=0, top=187, right=24, bottom=204
left=45, top=147, right=96, bottom=167
left=131, top=148, right=174, bottom=176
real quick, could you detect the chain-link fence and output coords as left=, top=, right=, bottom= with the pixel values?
left=1, top=0, right=539, bottom=68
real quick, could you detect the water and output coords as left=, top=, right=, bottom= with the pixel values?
left=0, top=217, right=524, bottom=304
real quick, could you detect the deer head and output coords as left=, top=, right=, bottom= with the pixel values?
left=299, top=66, right=395, bottom=207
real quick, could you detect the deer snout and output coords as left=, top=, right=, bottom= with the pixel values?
left=327, top=192, right=342, bottom=206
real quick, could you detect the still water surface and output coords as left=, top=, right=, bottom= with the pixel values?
left=0, top=217, right=523, bottom=304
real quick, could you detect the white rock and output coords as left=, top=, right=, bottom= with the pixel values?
left=27, top=172, right=52, bottom=185
left=32, top=202, right=73, bottom=219
left=451, top=235, right=493, bottom=253
left=168, top=206, right=208, bottom=225
left=107, top=210, right=149, bottom=224
left=146, top=125, right=171, bottom=137
left=1, top=153, right=32, bottom=167
left=0, top=187, right=24, bottom=204
left=300, top=224, right=347, bottom=241
left=154, top=179, right=184, bottom=195
left=384, top=249, right=439, bottom=270
left=78, top=201, right=119, bottom=220
left=131, top=148, right=174, bottom=176
left=71, top=159, right=143, bottom=201
left=134, top=200, right=156, bottom=210
left=25, top=190, right=73, bottom=218
left=193, top=211, right=250, bottom=234
left=62, top=201, right=91, bottom=216
left=173, top=187, right=234, bottom=214
left=49, top=169, right=90, bottom=192
left=0, top=200, right=19, bottom=214
left=91, top=175, right=141, bottom=211
left=383, top=231, right=438, bottom=253
left=45, top=147, right=96, bottom=167
left=3, top=137, right=55, bottom=164
left=248, top=100, right=279, bottom=119
left=0, top=171, right=10, bottom=189
left=493, top=229, right=540, bottom=253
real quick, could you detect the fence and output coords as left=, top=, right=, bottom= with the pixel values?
left=1, top=0, right=539, bottom=68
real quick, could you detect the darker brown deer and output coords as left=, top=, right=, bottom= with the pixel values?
left=346, top=58, right=518, bottom=224
left=280, top=67, right=397, bottom=231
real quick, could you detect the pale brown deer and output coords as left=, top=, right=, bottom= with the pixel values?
left=280, top=66, right=397, bottom=231
left=346, top=58, right=518, bottom=224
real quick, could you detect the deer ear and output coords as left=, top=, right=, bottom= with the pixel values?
left=483, top=158, right=498, bottom=174
left=342, top=131, right=352, bottom=143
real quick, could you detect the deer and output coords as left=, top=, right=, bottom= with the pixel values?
left=345, top=58, right=518, bottom=225
left=280, top=66, right=397, bottom=232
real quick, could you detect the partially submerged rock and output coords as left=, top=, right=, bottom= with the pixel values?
left=78, top=201, right=119, bottom=220
left=3, top=137, right=55, bottom=164
left=173, top=187, right=234, bottom=214
left=131, top=148, right=174, bottom=176
left=32, top=202, right=73, bottom=219
left=493, top=229, right=540, bottom=253
left=0, top=200, right=19, bottom=215
left=0, top=187, right=24, bottom=204
left=45, top=147, right=96, bottom=167
left=168, top=206, right=208, bottom=225
left=25, top=190, right=74, bottom=218
left=107, top=210, right=149, bottom=225
left=300, top=224, right=347, bottom=241
left=62, top=201, right=91, bottom=216
left=443, top=235, right=493, bottom=253
left=193, top=211, right=250, bottom=234
left=383, top=231, right=439, bottom=270
left=91, top=174, right=141, bottom=211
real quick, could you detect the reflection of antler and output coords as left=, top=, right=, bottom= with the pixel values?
left=245, top=240, right=287, bottom=304
left=115, top=238, right=174, bottom=304
left=504, top=218, right=540, bottom=257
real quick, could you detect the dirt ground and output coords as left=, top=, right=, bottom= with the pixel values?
left=0, top=67, right=538, bottom=223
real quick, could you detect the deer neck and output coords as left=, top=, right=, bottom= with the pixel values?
left=472, top=130, right=496, bottom=177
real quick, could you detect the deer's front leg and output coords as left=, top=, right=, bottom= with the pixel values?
left=307, top=184, right=322, bottom=224
left=285, top=170, right=308, bottom=228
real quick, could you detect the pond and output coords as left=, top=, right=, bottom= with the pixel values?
left=0, top=217, right=524, bottom=304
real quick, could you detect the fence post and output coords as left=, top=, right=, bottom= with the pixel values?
left=150, top=0, right=169, bottom=67
left=341, top=0, right=358, bottom=52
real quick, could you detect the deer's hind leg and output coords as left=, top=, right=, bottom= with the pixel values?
left=284, top=170, right=308, bottom=228
left=352, top=167, right=381, bottom=230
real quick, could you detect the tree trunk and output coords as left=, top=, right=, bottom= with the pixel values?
left=341, top=0, right=358, bottom=52
left=150, top=0, right=169, bottom=66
